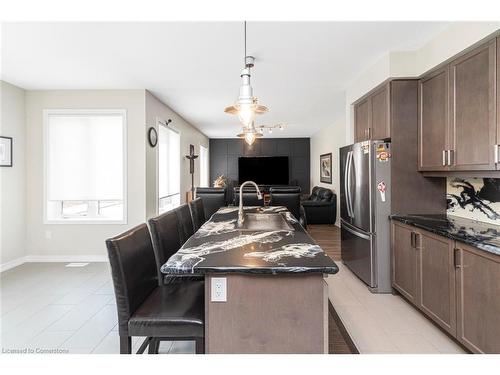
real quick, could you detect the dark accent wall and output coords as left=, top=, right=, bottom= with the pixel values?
left=209, top=138, right=310, bottom=193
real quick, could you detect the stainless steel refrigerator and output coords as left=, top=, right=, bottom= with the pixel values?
left=340, top=140, right=392, bottom=293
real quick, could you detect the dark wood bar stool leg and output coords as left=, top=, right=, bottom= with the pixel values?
left=120, top=335, right=132, bottom=354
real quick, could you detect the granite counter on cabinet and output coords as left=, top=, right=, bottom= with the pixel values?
left=390, top=214, right=500, bottom=256
left=161, top=206, right=338, bottom=275
left=161, top=206, right=337, bottom=354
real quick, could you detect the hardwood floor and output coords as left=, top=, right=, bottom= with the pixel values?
left=307, top=224, right=341, bottom=260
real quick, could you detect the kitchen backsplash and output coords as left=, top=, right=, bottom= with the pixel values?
left=447, top=177, right=500, bottom=225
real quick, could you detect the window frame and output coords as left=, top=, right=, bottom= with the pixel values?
left=43, top=109, right=128, bottom=225
left=199, top=143, right=209, bottom=188
left=156, top=118, right=181, bottom=215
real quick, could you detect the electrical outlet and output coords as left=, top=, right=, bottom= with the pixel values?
left=211, top=277, right=227, bottom=302
left=45, top=230, right=52, bottom=239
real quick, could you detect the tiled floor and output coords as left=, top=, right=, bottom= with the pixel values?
left=0, top=262, right=194, bottom=354
left=326, top=263, right=466, bottom=354
left=1, top=260, right=465, bottom=354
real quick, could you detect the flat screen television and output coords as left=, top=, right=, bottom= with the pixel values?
left=238, top=156, right=289, bottom=185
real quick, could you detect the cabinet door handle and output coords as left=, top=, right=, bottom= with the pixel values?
left=410, top=232, right=415, bottom=248
left=414, top=233, right=420, bottom=249
left=367, top=127, right=371, bottom=139
left=454, top=248, right=461, bottom=269
left=495, top=145, right=499, bottom=164
left=447, top=150, right=454, bottom=166
left=442, top=150, right=447, bottom=166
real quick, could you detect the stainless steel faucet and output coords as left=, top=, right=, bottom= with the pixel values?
left=238, top=181, right=262, bottom=226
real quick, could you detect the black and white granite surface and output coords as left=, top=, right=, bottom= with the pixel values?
left=447, top=177, right=500, bottom=225
left=161, top=206, right=339, bottom=275
left=390, top=214, right=500, bottom=256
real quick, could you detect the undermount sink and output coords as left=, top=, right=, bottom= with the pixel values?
left=237, top=213, right=294, bottom=232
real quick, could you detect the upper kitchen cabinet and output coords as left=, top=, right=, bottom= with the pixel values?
left=353, top=84, right=390, bottom=142
left=450, top=39, right=497, bottom=170
left=371, top=85, right=390, bottom=140
left=419, top=37, right=499, bottom=172
left=354, top=97, right=370, bottom=142
left=418, top=67, right=449, bottom=171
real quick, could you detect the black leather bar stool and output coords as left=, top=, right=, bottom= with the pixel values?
left=175, top=203, right=195, bottom=245
left=233, top=187, right=265, bottom=206
left=148, top=209, right=181, bottom=285
left=269, top=187, right=307, bottom=228
left=195, top=187, right=226, bottom=219
left=106, top=223, right=205, bottom=354
left=148, top=209, right=203, bottom=286
left=189, top=198, right=206, bottom=231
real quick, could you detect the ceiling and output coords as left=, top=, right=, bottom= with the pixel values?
left=1, top=22, right=449, bottom=138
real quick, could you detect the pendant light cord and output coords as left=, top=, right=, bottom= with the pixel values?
left=244, top=21, right=247, bottom=66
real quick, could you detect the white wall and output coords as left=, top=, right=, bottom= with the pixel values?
left=310, top=116, right=346, bottom=225
left=24, top=89, right=147, bottom=258
left=0, top=81, right=26, bottom=268
left=145, top=91, right=209, bottom=219
left=16, top=89, right=208, bottom=261
left=345, top=22, right=500, bottom=143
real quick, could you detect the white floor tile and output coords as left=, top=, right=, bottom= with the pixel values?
left=168, top=340, right=195, bottom=354
left=329, top=263, right=467, bottom=354
left=60, top=305, right=117, bottom=351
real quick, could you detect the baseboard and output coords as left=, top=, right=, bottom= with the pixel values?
left=0, top=254, right=108, bottom=272
left=0, top=256, right=26, bottom=273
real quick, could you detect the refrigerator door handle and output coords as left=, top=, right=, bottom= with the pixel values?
left=346, top=151, right=354, bottom=218
left=341, top=220, right=371, bottom=240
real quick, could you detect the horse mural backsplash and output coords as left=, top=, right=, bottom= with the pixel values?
left=447, top=178, right=500, bottom=225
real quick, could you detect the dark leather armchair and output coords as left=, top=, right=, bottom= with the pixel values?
left=269, top=187, right=307, bottom=228
left=195, top=187, right=226, bottom=219
left=106, top=223, right=205, bottom=354
left=233, top=187, right=264, bottom=206
left=302, top=186, right=337, bottom=225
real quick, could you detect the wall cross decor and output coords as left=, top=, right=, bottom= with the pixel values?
left=185, top=144, right=199, bottom=196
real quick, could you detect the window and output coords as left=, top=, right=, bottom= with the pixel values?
left=199, top=144, right=209, bottom=187
left=44, top=110, right=126, bottom=223
left=158, top=122, right=180, bottom=214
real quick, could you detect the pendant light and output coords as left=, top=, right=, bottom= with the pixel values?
left=225, top=21, right=268, bottom=127
left=237, top=122, right=262, bottom=146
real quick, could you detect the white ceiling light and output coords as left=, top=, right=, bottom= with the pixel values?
left=224, top=21, right=268, bottom=127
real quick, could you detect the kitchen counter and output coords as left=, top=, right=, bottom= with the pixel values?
left=161, top=206, right=339, bottom=275
left=390, top=214, right=500, bottom=256
left=161, top=205, right=337, bottom=354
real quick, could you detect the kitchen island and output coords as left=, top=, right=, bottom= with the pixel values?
left=161, top=206, right=338, bottom=354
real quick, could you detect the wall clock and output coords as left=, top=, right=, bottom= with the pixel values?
left=148, top=127, right=158, bottom=147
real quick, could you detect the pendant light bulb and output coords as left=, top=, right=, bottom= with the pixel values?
left=238, top=102, right=256, bottom=127
left=244, top=131, right=256, bottom=146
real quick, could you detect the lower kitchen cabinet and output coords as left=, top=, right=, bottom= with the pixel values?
left=391, top=221, right=500, bottom=353
left=455, top=243, right=500, bottom=353
left=391, top=222, right=418, bottom=303
left=418, top=230, right=456, bottom=336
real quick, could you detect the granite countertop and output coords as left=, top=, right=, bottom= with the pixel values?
left=390, top=214, right=500, bottom=256
left=161, top=206, right=339, bottom=275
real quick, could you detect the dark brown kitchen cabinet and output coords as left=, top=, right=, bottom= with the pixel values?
left=354, top=84, right=390, bottom=142
left=370, top=86, right=390, bottom=140
left=418, top=67, right=449, bottom=171
left=392, top=220, right=500, bottom=353
left=449, top=39, right=497, bottom=171
left=419, top=38, right=498, bottom=172
left=391, top=222, right=418, bottom=304
left=354, top=98, right=370, bottom=142
left=417, top=230, right=456, bottom=336
left=455, top=243, right=500, bottom=354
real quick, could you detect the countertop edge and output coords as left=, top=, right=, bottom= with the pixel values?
left=390, top=215, right=500, bottom=256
